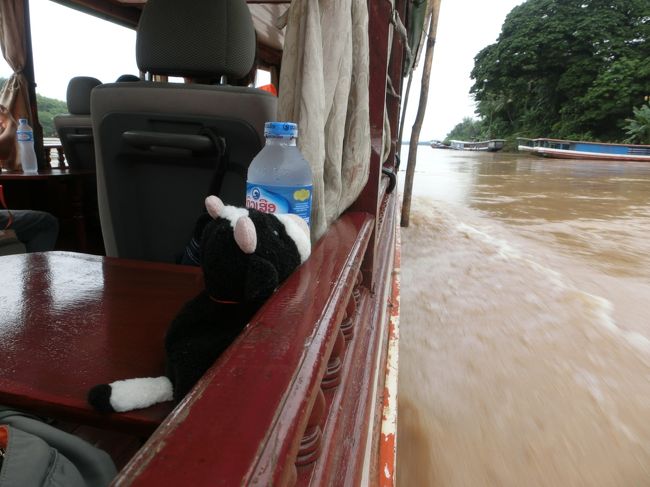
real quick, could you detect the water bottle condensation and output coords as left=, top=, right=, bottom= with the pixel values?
left=246, top=122, right=312, bottom=226
left=16, top=118, right=38, bottom=174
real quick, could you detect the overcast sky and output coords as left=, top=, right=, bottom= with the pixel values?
left=405, top=0, right=525, bottom=140
left=1, top=0, right=524, bottom=141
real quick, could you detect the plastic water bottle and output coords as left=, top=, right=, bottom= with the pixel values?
left=246, top=122, right=312, bottom=226
left=16, top=118, right=38, bottom=174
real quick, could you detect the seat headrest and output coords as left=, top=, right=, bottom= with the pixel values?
left=135, top=0, right=256, bottom=80
left=66, top=76, right=102, bottom=115
left=116, top=74, right=140, bottom=82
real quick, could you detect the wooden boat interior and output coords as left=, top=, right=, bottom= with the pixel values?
left=0, top=0, right=423, bottom=484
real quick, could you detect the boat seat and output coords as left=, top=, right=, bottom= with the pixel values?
left=53, top=76, right=101, bottom=171
left=115, top=74, right=140, bottom=82
left=0, top=239, right=26, bottom=256
left=91, top=0, right=276, bottom=263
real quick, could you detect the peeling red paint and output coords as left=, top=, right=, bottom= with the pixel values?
left=379, top=432, right=396, bottom=485
left=378, top=227, right=401, bottom=487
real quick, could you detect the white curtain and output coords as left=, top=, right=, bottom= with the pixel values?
left=0, top=0, right=31, bottom=170
left=278, top=0, right=370, bottom=241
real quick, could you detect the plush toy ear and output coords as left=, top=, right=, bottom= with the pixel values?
left=245, top=255, right=280, bottom=301
left=234, top=216, right=257, bottom=254
left=205, top=195, right=224, bottom=219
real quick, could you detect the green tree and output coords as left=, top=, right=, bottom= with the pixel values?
left=470, top=0, right=650, bottom=141
left=0, top=76, right=67, bottom=137
left=624, top=103, right=650, bottom=144
left=445, top=117, right=484, bottom=143
left=36, top=94, right=67, bottom=137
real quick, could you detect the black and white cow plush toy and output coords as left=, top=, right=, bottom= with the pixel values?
left=87, top=195, right=311, bottom=413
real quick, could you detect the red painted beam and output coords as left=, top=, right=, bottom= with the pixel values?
left=350, top=0, right=393, bottom=290
left=385, top=0, right=408, bottom=170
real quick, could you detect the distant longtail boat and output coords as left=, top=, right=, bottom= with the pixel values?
left=430, top=140, right=450, bottom=149
left=449, top=139, right=506, bottom=152
left=517, top=138, right=650, bottom=162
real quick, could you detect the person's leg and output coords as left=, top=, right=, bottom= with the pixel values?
left=0, top=210, right=27, bottom=255
left=0, top=210, right=9, bottom=229
left=9, top=210, right=59, bottom=252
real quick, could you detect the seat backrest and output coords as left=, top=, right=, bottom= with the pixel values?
left=91, top=0, right=277, bottom=263
left=53, top=76, right=101, bottom=170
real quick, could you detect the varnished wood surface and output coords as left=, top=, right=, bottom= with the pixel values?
left=0, top=168, right=93, bottom=180
left=0, top=252, right=202, bottom=435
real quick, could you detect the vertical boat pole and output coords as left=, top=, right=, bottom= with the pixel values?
left=400, top=2, right=439, bottom=227
left=397, top=73, right=413, bottom=168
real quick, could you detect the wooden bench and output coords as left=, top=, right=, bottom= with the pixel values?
left=0, top=252, right=202, bottom=436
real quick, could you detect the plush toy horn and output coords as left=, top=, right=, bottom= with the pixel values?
left=234, top=216, right=256, bottom=254
left=205, top=195, right=224, bottom=219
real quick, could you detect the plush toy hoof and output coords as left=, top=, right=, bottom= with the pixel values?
left=87, top=384, right=116, bottom=413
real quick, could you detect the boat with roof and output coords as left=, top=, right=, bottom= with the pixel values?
left=430, top=140, right=450, bottom=149
left=449, top=139, right=506, bottom=152
left=517, top=138, right=650, bottom=161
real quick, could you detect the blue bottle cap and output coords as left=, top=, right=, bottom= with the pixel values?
left=18, top=118, right=28, bottom=124
left=265, top=122, right=298, bottom=138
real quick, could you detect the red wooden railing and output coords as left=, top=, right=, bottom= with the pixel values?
left=111, top=186, right=398, bottom=486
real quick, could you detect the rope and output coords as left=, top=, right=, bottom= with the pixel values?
left=386, top=76, right=400, bottom=99
left=390, top=7, right=413, bottom=70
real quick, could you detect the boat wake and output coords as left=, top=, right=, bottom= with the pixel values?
left=397, top=196, right=650, bottom=486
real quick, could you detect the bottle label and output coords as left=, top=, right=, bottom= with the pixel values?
left=246, top=183, right=312, bottom=225
left=16, top=131, right=33, bottom=142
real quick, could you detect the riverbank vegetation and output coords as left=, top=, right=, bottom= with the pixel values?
left=624, top=104, right=650, bottom=144
left=450, top=0, right=650, bottom=144
left=0, top=77, right=66, bottom=137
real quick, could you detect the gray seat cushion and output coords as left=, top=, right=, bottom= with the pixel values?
left=91, top=0, right=277, bottom=263
left=136, top=0, right=256, bottom=80
left=91, top=83, right=276, bottom=262
left=66, top=76, right=101, bottom=115
left=54, top=76, right=101, bottom=170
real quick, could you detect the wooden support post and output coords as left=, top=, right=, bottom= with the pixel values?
left=401, top=2, right=441, bottom=227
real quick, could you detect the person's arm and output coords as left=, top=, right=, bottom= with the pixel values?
left=0, top=106, right=17, bottom=160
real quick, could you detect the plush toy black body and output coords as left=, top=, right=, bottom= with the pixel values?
left=88, top=196, right=311, bottom=413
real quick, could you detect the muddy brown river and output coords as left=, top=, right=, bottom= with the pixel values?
left=396, top=147, right=650, bottom=486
